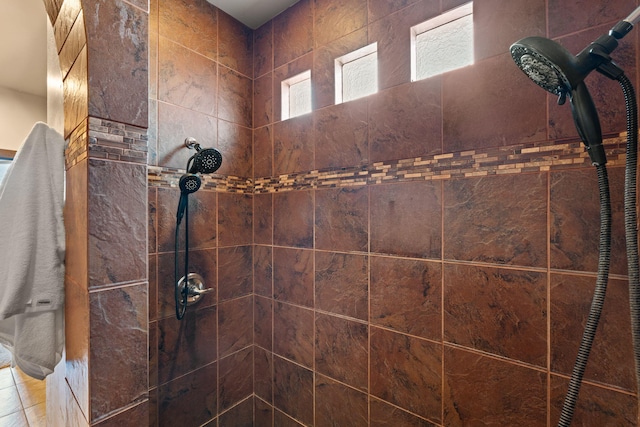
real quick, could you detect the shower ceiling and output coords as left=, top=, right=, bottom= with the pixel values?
left=207, top=0, right=300, bottom=29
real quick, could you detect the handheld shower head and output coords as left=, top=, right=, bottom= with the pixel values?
left=179, top=174, right=201, bottom=194
left=510, top=37, right=576, bottom=100
left=509, top=35, right=619, bottom=166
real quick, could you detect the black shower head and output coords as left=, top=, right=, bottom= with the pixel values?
left=188, top=147, right=223, bottom=174
left=510, top=37, right=578, bottom=98
left=509, top=35, right=619, bottom=166
left=179, top=173, right=201, bottom=194
left=184, top=137, right=223, bottom=174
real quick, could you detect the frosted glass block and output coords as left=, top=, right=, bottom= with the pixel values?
left=342, top=52, right=377, bottom=102
left=289, top=78, right=311, bottom=118
left=416, top=14, right=473, bottom=80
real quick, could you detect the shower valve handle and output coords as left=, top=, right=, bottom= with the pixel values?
left=187, top=286, right=214, bottom=296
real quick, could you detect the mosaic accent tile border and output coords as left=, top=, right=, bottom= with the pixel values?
left=87, top=117, right=148, bottom=164
left=148, top=134, right=630, bottom=194
left=65, top=117, right=149, bottom=168
left=65, top=118, right=88, bottom=169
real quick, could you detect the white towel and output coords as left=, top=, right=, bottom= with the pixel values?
left=0, top=122, right=65, bottom=379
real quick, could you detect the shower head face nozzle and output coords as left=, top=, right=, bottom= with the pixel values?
left=188, top=147, right=223, bottom=174
left=510, top=36, right=576, bottom=96
left=179, top=174, right=201, bottom=194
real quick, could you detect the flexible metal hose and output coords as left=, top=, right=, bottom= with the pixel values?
left=618, top=74, right=640, bottom=398
left=558, top=72, right=639, bottom=426
left=174, top=194, right=188, bottom=320
left=557, top=164, right=612, bottom=427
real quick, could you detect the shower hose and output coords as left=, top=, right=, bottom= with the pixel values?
left=174, top=190, right=189, bottom=320
left=557, top=73, right=640, bottom=427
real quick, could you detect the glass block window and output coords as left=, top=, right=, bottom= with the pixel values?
left=282, top=70, right=312, bottom=120
left=335, top=43, right=378, bottom=104
left=412, top=2, right=474, bottom=81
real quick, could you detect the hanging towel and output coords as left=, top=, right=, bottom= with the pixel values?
left=0, top=122, right=65, bottom=379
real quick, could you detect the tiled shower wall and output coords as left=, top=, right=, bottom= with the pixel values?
left=147, top=0, right=256, bottom=424
left=252, top=0, right=640, bottom=426
left=146, top=0, right=640, bottom=426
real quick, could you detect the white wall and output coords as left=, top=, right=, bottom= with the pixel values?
left=0, top=87, right=46, bottom=152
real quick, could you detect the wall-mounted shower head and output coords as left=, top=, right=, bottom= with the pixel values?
left=184, top=137, right=223, bottom=174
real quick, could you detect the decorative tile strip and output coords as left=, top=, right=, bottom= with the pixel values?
left=65, top=118, right=88, bottom=169
left=148, top=134, right=631, bottom=194
left=87, top=117, right=148, bottom=164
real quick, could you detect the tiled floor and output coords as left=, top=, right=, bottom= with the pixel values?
left=0, top=366, right=46, bottom=427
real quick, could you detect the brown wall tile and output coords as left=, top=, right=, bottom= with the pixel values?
left=444, top=264, right=547, bottom=366
left=370, top=327, right=442, bottom=422
left=314, top=0, right=367, bottom=48
left=158, top=36, right=218, bottom=116
left=218, top=120, right=253, bottom=177
left=158, top=0, right=218, bottom=60
left=315, top=314, right=368, bottom=391
left=218, top=10, right=253, bottom=77
left=255, top=347, right=274, bottom=403
left=90, top=284, right=148, bottom=421
left=370, top=398, right=436, bottom=427
left=218, top=246, right=253, bottom=300
left=444, top=346, right=547, bottom=426
left=158, top=363, right=217, bottom=426
left=254, top=245, right=273, bottom=297
left=371, top=256, right=441, bottom=340
left=218, top=296, right=254, bottom=357
left=255, top=397, right=274, bottom=427
left=254, top=21, right=273, bottom=78
left=315, top=375, right=368, bottom=426
left=273, top=190, right=314, bottom=248
left=551, top=167, right=627, bottom=274
left=473, top=0, right=545, bottom=62
left=254, top=193, right=273, bottom=245
left=218, top=66, right=253, bottom=128
left=88, top=159, right=147, bottom=289
left=218, top=192, right=253, bottom=247
left=274, top=115, right=315, bottom=175
left=85, top=0, right=148, bottom=127
left=443, top=174, right=547, bottom=267
left=219, top=397, right=255, bottom=426
left=370, top=181, right=442, bottom=259
left=255, top=295, right=274, bottom=350
left=314, top=98, right=368, bottom=168
left=255, top=73, right=274, bottom=129
left=219, top=347, right=254, bottom=411
left=157, top=306, right=217, bottom=385
left=551, top=274, right=635, bottom=391
left=273, top=356, right=314, bottom=426
left=273, top=247, right=314, bottom=307
left=315, top=186, right=369, bottom=252
left=274, top=302, right=314, bottom=368
left=550, top=375, right=638, bottom=425
left=315, top=252, right=368, bottom=321
left=273, top=0, right=313, bottom=68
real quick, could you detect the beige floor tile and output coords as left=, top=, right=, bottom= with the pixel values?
left=0, top=386, right=23, bottom=418
left=16, top=379, right=46, bottom=409
left=0, top=368, right=15, bottom=391
left=24, top=402, right=46, bottom=427
left=0, top=409, right=29, bottom=427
